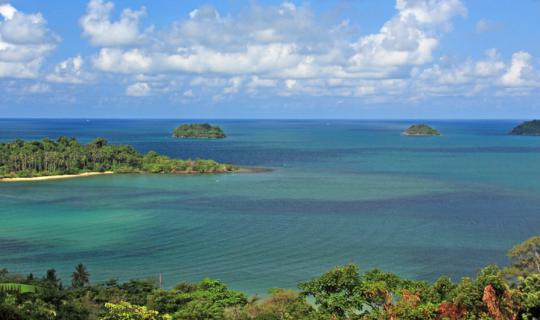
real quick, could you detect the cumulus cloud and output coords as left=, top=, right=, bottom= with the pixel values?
left=80, top=0, right=146, bottom=46
left=126, top=82, right=150, bottom=96
left=407, top=49, right=540, bottom=99
left=349, top=0, right=466, bottom=73
left=46, top=55, right=93, bottom=84
left=0, top=3, right=58, bottom=78
left=500, top=52, right=536, bottom=87
left=75, top=0, right=540, bottom=102
left=86, top=0, right=467, bottom=91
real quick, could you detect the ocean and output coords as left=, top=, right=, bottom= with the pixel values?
left=1, top=119, right=539, bottom=294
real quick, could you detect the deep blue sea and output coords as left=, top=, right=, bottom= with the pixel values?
left=1, top=119, right=539, bottom=294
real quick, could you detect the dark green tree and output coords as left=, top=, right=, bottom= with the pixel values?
left=299, top=264, right=362, bottom=318
left=71, top=263, right=90, bottom=288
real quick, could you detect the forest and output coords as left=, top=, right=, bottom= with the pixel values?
left=0, top=236, right=539, bottom=319
left=0, top=137, right=236, bottom=178
left=172, top=123, right=226, bottom=139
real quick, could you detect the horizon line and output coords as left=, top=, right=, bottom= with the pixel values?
left=0, top=117, right=533, bottom=121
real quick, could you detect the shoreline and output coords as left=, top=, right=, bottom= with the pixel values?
left=0, top=167, right=272, bottom=182
left=0, top=171, right=114, bottom=182
left=400, top=133, right=441, bottom=136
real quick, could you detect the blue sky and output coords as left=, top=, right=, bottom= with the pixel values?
left=0, top=0, right=539, bottom=118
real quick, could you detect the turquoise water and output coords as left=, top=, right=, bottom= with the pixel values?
left=1, top=119, right=540, bottom=294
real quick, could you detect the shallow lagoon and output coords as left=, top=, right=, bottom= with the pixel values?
left=1, top=119, right=540, bottom=294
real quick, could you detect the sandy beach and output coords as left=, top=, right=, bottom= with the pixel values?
left=0, top=171, right=114, bottom=182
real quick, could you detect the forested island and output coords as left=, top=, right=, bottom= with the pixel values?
left=402, top=124, right=441, bottom=136
left=0, top=137, right=237, bottom=180
left=0, top=236, right=539, bottom=319
left=172, top=123, right=226, bottom=139
left=510, top=120, right=540, bottom=136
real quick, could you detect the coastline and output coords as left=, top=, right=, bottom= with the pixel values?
left=235, top=167, right=273, bottom=173
left=400, top=133, right=441, bottom=136
left=0, top=167, right=271, bottom=182
left=0, top=171, right=114, bottom=182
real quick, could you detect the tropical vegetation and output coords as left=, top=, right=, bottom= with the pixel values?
left=402, top=124, right=441, bottom=136
left=172, top=123, right=226, bottom=139
left=1, top=236, right=539, bottom=319
left=510, top=120, right=540, bottom=136
left=0, top=137, right=236, bottom=178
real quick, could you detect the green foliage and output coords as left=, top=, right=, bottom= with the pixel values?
left=100, top=301, right=164, bottom=320
left=0, top=137, right=237, bottom=178
left=0, top=237, right=540, bottom=319
left=149, top=278, right=247, bottom=319
left=72, top=263, right=90, bottom=288
left=518, top=274, right=540, bottom=319
left=172, top=123, right=226, bottom=139
left=0, top=283, right=38, bottom=294
left=225, top=288, right=321, bottom=320
left=402, top=124, right=441, bottom=136
left=299, top=264, right=362, bottom=318
left=510, top=120, right=540, bottom=135
left=505, top=235, right=540, bottom=278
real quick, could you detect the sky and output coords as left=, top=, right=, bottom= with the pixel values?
left=0, top=0, right=540, bottom=119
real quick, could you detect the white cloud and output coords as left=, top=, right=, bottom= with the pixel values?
left=476, top=19, right=493, bottom=33
left=0, top=4, right=16, bottom=20
left=224, top=76, right=243, bottom=94
left=93, top=48, right=152, bottom=73
left=25, top=82, right=50, bottom=93
left=46, top=55, right=93, bottom=84
left=0, top=3, right=58, bottom=78
left=87, top=0, right=466, bottom=85
left=407, top=49, right=540, bottom=100
left=349, top=0, right=466, bottom=73
left=500, top=51, right=536, bottom=87
left=80, top=0, right=145, bottom=46
left=247, top=76, right=277, bottom=88
left=76, top=0, right=540, bottom=103
left=126, top=82, right=150, bottom=96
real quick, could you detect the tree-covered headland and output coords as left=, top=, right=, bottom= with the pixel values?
left=1, top=236, right=539, bottom=319
left=510, top=120, right=540, bottom=136
left=172, top=123, right=226, bottom=139
left=0, top=137, right=236, bottom=178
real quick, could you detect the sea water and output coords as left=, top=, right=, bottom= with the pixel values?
left=1, top=119, right=539, bottom=294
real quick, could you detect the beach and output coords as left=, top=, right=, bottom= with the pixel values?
left=0, top=171, right=114, bottom=182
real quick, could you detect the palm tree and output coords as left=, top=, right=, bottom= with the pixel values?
left=71, top=263, right=90, bottom=288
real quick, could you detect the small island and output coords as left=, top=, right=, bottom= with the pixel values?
left=172, top=123, right=226, bottom=139
left=401, top=124, right=441, bottom=136
left=510, top=120, right=540, bottom=136
left=0, top=137, right=239, bottom=181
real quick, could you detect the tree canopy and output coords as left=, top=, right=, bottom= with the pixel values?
left=172, top=123, right=226, bottom=139
left=1, top=236, right=540, bottom=319
left=402, top=124, right=441, bottom=136
left=0, top=137, right=236, bottom=178
left=510, top=120, right=540, bottom=136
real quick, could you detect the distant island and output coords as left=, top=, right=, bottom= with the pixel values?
left=172, top=123, right=226, bottom=139
left=510, top=120, right=540, bottom=136
left=401, top=124, right=441, bottom=136
left=0, top=137, right=238, bottom=181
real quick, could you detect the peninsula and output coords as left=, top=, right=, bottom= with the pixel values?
left=172, top=123, right=226, bottom=139
left=401, top=124, right=441, bottom=136
left=0, top=137, right=237, bottom=181
left=510, top=120, right=540, bottom=136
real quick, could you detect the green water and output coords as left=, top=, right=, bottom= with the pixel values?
left=1, top=119, right=540, bottom=294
